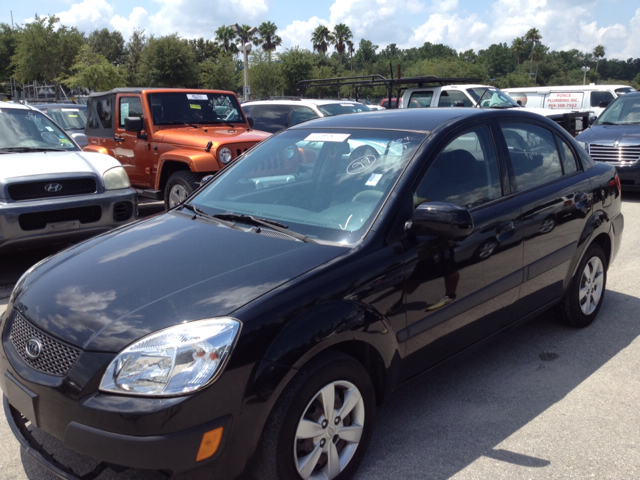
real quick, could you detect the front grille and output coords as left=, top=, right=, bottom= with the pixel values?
left=19, top=205, right=102, bottom=231
left=9, top=312, right=81, bottom=376
left=589, top=144, right=640, bottom=165
left=8, top=178, right=97, bottom=201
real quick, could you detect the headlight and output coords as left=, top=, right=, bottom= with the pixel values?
left=100, top=318, right=241, bottom=396
left=218, top=147, right=233, bottom=164
left=103, top=166, right=131, bottom=190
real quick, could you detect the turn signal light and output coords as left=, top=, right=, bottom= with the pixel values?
left=196, top=427, right=224, bottom=461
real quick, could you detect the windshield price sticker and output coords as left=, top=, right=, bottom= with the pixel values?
left=187, top=94, right=208, bottom=100
left=304, top=133, right=351, bottom=142
left=61, top=108, right=79, bottom=112
left=366, top=173, right=382, bottom=186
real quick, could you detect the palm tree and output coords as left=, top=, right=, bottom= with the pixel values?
left=347, top=40, right=355, bottom=73
left=332, top=23, right=353, bottom=65
left=215, top=25, right=238, bottom=54
left=593, top=44, right=605, bottom=74
left=532, top=44, right=548, bottom=82
left=524, top=28, right=542, bottom=76
left=311, top=25, right=333, bottom=57
left=511, top=37, right=527, bottom=74
left=255, top=21, right=282, bottom=62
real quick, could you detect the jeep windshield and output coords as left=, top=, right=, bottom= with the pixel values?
left=148, top=92, right=245, bottom=126
left=0, top=109, right=79, bottom=152
left=467, top=88, right=520, bottom=108
left=187, top=128, right=425, bottom=245
left=596, top=94, right=640, bottom=125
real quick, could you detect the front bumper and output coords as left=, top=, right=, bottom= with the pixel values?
left=0, top=188, right=137, bottom=252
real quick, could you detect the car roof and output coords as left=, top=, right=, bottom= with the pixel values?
left=35, top=103, right=86, bottom=109
left=88, top=87, right=236, bottom=97
left=503, top=85, right=634, bottom=93
left=243, top=99, right=364, bottom=107
left=0, top=102, right=35, bottom=111
left=287, top=107, right=553, bottom=133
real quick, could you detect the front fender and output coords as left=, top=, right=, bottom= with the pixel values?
left=83, top=145, right=110, bottom=156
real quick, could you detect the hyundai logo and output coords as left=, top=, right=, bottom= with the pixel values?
left=25, top=338, right=43, bottom=360
left=44, top=183, right=63, bottom=193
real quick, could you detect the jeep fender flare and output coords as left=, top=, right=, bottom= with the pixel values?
left=155, top=149, right=219, bottom=190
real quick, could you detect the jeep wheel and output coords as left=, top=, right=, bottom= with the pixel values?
left=164, top=171, right=201, bottom=209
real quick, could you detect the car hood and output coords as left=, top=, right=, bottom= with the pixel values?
left=13, top=212, right=345, bottom=352
left=0, top=150, right=120, bottom=184
left=575, top=124, right=640, bottom=144
left=153, top=126, right=271, bottom=149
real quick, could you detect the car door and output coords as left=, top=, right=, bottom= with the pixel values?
left=401, top=124, right=524, bottom=380
left=497, top=121, right=592, bottom=315
left=115, top=94, right=151, bottom=187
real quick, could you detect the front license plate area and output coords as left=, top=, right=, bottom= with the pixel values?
left=4, top=372, right=38, bottom=427
left=46, top=220, right=80, bottom=232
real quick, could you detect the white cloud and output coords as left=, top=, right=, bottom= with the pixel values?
left=56, top=0, right=114, bottom=32
left=110, top=7, right=149, bottom=39
left=430, top=0, right=458, bottom=13
left=280, top=17, right=330, bottom=51
left=410, top=13, right=489, bottom=51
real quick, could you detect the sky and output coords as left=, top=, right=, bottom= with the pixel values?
left=3, top=0, right=640, bottom=60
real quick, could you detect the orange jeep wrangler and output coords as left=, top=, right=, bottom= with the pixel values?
left=83, top=88, right=270, bottom=208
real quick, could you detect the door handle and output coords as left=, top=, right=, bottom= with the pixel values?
left=575, top=192, right=589, bottom=209
left=497, top=221, right=515, bottom=235
left=114, top=136, right=125, bottom=143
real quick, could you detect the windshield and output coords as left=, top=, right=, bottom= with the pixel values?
left=467, top=88, right=519, bottom=108
left=317, top=103, right=371, bottom=116
left=597, top=95, right=640, bottom=125
left=189, top=128, right=425, bottom=244
left=43, top=107, right=87, bottom=131
left=0, top=109, right=79, bottom=151
left=148, top=92, right=245, bottom=126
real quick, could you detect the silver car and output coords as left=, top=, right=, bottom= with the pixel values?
left=0, top=102, right=137, bottom=252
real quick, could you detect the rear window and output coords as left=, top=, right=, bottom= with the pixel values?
left=317, top=103, right=370, bottom=116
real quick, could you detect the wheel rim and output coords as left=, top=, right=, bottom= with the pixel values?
left=579, top=255, right=604, bottom=315
left=168, top=184, right=189, bottom=208
left=294, top=380, right=365, bottom=479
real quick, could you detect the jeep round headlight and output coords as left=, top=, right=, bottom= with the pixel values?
left=100, top=318, right=241, bottom=396
left=103, top=166, right=131, bottom=190
left=218, top=147, right=233, bottom=164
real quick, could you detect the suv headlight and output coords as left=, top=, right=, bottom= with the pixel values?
left=103, top=166, right=131, bottom=190
left=100, top=318, right=241, bottom=396
left=218, top=147, right=233, bottom=164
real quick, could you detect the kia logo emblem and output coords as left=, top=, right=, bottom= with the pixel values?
left=44, top=183, right=63, bottom=193
left=25, top=338, right=43, bottom=360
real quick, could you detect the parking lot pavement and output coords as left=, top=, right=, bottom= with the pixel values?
left=0, top=195, right=639, bottom=479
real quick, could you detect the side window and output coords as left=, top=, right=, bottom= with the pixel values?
left=289, top=106, right=319, bottom=127
left=409, top=91, right=434, bottom=108
left=414, top=126, right=502, bottom=209
left=96, top=97, right=113, bottom=129
left=87, top=100, right=100, bottom=129
left=501, top=123, right=563, bottom=191
left=251, top=104, right=291, bottom=133
left=438, top=90, right=472, bottom=107
left=119, top=96, right=143, bottom=128
left=590, top=91, right=614, bottom=108
left=556, top=136, right=579, bottom=175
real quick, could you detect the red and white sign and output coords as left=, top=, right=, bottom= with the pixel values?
left=544, top=92, right=584, bottom=109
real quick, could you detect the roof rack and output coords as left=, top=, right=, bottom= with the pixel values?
left=296, top=74, right=483, bottom=108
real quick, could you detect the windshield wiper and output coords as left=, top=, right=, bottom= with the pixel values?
left=212, top=213, right=316, bottom=243
left=598, top=121, right=619, bottom=125
left=156, top=121, right=199, bottom=128
left=0, top=147, right=66, bottom=153
left=180, top=203, right=241, bottom=230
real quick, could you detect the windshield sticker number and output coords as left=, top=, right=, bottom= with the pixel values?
left=347, top=154, right=378, bottom=175
left=304, top=133, right=351, bottom=142
left=365, top=173, right=382, bottom=186
left=187, top=94, right=208, bottom=100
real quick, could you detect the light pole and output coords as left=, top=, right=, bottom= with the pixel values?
left=581, top=66, right=590, bottom=85
left=231, top=24, right=257, bottom=102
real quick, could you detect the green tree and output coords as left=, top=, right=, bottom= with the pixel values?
left=122, top=28, right=147, bottom=86
left=87, top=28, right=125, bottom=65
left=61, top=44, right=126, bottom=91
left=215, top=25, right=238, bottom=54
left=139, top=34, right=198, bottom=87
left=332, top=23, right=353, bottom=66
left=279, top=47, right=314, bottom=95
left=346, top=40, right=355, bottom=73
left=190, top=38, right=220, bottom=64
left=199, top=54, right=238, bottom=91
left=248, top=50, right=283, bottom=97
left=524, top=28, right=542, bottom=75
left=311, top=25, right=333, bottom=56
left=511, top=37, right=527, bottom=73
left=353, top=39, right=378, bottom=71
left=478, top=43, right=514, bottom=78
left=11, top=15, right=84, bottom=99
left=593, top=44, right=605, bottom=74
left=255, top=21, right=282, bottom=62
left=532, top=43, right=548, bottom=81
left=0, top=24, right=17, bottom=83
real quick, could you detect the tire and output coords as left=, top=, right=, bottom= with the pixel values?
left=164, top=171, right=201, bottom=209
left=255, top=351, right=376, bottom=480
left=562, top=243, right=607, bottom=328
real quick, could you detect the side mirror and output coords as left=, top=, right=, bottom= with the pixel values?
left=453, top=101, right=465, bottom=107
left=407, top=202, right=474, bottom=238
left=589, top=115, right=598, bottom=125
left=246, top=115, right=254, bottom=128
left=200, top=174, right=215, bottom=186
left=124, top=116, right=143, bottom=133
left=70, top=132, right=89, bottom=148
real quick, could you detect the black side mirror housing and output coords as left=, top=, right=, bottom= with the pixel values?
left=589, top=115, right=598, bottom=125
left=124, top=116, right=143, bottom=132
left=246, top=115, right=254, bottom=128
left=407, top=202, right=474, bottom=238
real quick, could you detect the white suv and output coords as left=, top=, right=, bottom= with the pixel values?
left=242, top=99, right=371, bottom=133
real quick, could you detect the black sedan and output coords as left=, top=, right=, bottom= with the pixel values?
left=1, top=107, right=624, bottom=480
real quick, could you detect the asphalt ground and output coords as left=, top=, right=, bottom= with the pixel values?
left=0, top=195, right=639, bottom=479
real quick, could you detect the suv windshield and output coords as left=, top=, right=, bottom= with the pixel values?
left=317, top=103, right=371, bottom=116
left=43, top=106, right=87, bottom=131
left=467, top=88, right=519, bottom=108
left=190, top=128, right=425, bottom=244
left=0, top=109, right=79, bottom=151
left=597, top=95, right=640, bottom=125
left=148, top=92, right=245, bottom=126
